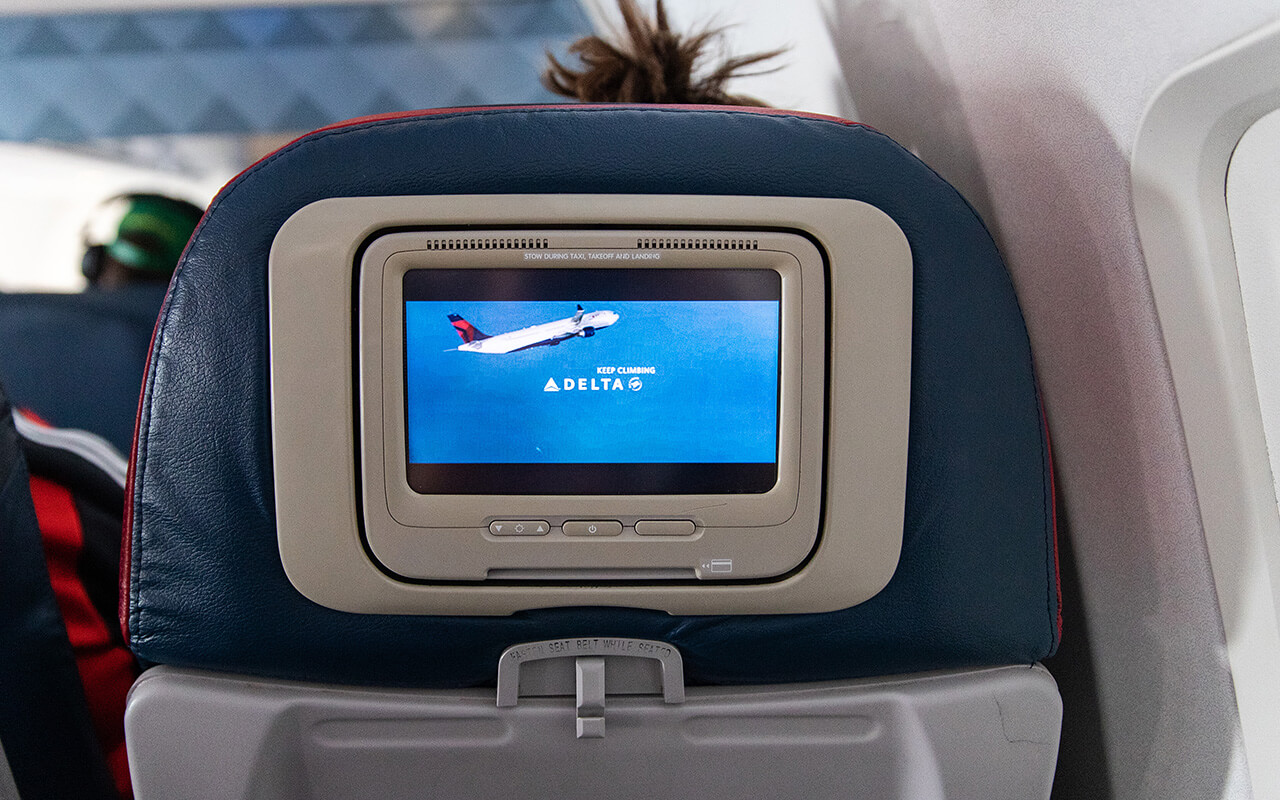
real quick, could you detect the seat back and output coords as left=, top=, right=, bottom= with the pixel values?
left=122, top=105, right=1061, bottom=799
left=123, top=105, right=1058, bottom=686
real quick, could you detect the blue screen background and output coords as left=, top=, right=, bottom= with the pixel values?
left=404, top=300, right=779, bottom=464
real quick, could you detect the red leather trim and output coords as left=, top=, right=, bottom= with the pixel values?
left=31, top=475, right=135, bottom=798
left=302, top=103, right=863, bottom=137
left=119, top=267, right=175, bottom=644
left=1041, top=399, right=1063, bottom=643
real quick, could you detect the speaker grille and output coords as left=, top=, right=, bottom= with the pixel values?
left=421, top=237, right=548, bottom=250
left=636, top=237, right=759, bottom=250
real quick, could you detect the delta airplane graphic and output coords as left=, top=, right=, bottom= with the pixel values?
left=447, top=305, right=620, bottom=354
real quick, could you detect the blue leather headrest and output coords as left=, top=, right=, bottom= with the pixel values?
left=124, top=106, right=1058, bottom=687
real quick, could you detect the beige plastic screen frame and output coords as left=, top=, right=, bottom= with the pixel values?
left=363, top=229, right=817, bottom=583
left=269, top=194, right=911, bottom=615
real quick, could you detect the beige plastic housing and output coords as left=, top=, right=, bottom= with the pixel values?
left=269, top=194, right=912, bottom=615
left=361, top=230, right=819, bottom=583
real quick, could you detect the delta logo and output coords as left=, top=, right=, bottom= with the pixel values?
left=544, top=376, right=643, bottom=392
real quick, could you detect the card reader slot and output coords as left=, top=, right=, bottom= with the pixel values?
left=486, top=567, right=698, bottom=582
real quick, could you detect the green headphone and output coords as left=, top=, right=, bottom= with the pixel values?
left=82, top=194, right=204, bottom=284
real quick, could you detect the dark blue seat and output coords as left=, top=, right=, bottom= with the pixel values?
left=0, top=285, right=167, bottom=455
left=123, top=105, right=1058, bottom=688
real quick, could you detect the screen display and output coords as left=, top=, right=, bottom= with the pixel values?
left=403, top=267, right=781, bottom=495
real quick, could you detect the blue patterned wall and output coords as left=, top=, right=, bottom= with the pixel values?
left=0, top=1, right=589, bottom=141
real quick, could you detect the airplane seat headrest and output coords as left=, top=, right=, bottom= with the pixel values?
left=124, top=105, right=1059, bottom=688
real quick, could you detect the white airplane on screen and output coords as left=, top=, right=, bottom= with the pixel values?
left=447, top=304, right=620, bottom=354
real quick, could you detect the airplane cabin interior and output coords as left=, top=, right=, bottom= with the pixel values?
left=1, top=1, right=1279, bottom=799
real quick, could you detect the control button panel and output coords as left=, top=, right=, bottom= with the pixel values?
left=489, top=520, right=550, bottom=536
left=563, top=520, right=623, bottom=537
left=634, top=520, right=697, bottom=537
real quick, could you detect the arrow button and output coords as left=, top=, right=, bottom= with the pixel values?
left=489, top=520, right=550, bottom=536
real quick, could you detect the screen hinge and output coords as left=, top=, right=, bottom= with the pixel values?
left=496, top=637, right=685, bottom=739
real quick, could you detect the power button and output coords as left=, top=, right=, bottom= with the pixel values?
left=563, top=520, right=623, bottom=537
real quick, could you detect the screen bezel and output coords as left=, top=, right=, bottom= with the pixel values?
left=364, top=231, right=813, bottom=540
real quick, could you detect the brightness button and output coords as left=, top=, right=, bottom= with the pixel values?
left=490, top=520, right=549, bottom=536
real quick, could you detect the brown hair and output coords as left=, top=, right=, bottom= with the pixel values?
left=543, top=0, right=785, bottom=106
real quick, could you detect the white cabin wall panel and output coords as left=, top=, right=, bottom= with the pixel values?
left=826, top=0, right=1274, bottom=798
left=1227, top=108, right=1280, bottom=512
left=1129, top=23, right=1280, bottom=797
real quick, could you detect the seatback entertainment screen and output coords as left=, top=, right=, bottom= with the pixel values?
left=403, top=268, right=781, bottom=495
left=274, top=199, right=909, bottom=611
